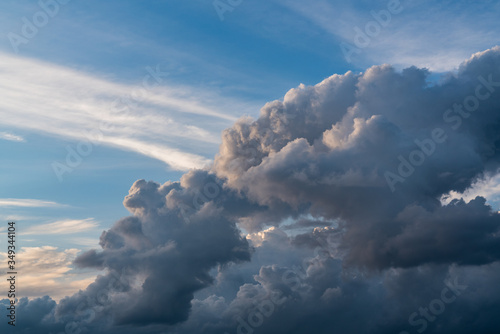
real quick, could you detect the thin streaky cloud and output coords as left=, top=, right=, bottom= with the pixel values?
left=0, top=198, right=66, bottom=208
left=0, top=52, right=250, bottom=170
left=104, top=136, right=212, bottom=171
left=70, top=237, right=101, bottom=247
left=0, top=131, right=25, bottom=142
left=0, top=215, right=39, bottom=221
left=23, top=218, right=99, bottom=235
left=278, top=0, right=500, bottom=72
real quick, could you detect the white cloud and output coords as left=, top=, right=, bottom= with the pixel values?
left=0, top=131, right=25, bottom=142
left=0, top=214, right=39, bottom=221
left=0, top=198, right=65, bottom=208
left=69, top=237, right=102, bottom=248
left=0, top=52, right=256, bottom=170
left=24, top=218, right=99, bottom=235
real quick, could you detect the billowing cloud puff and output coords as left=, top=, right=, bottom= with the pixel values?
left=213, top=46, right=500, bottom=269
left=65, top=175, right=251, bottom=327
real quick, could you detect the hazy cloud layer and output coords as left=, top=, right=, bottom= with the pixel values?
left=279, top=0, right=500, bottom=71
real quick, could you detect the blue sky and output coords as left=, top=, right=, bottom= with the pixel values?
left=1, top=0, right=500, bottom=305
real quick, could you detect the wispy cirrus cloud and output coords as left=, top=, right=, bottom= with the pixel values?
left=441, top=171, right=500, bottom=210
left=23, top=218, right=99, bottom=235
left=278, top=0, right=500, bottom=71
left=0, top=52, right=257, bottom=171
left=0, top=198, right=65, bottom=208
left=0, top=131, right=25, bottom=142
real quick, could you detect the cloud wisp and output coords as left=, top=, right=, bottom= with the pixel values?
left=0, top=52, right=251, bottom=172
left=23, top=218, right=99, bottom=235
left=0, top=131, right=25, bottom=142
left=0, top=198, right=65, bottom=208
left=279, top=0, right=500, bottom=71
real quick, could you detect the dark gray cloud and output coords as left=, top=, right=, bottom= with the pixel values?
left=213, top=46, right=500, bottom=269
left=8, top=46, right=500, bottom=334
left=47, top=173, right=252, bottom=333
left=169, top=229, right=500, bottom=334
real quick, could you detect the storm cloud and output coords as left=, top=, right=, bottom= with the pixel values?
left=5, top=46, right=500, bottom=334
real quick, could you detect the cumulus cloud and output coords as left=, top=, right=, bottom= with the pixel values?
left=9, top=46, right=500, bottom=333
left=213, top=46, right=500, bottom=269
left=59, top=175, right=251, bottom=330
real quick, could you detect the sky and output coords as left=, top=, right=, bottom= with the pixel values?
left=1, top=0, right=500, bottom=333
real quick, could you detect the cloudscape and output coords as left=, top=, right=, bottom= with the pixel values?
left=1, top=1, right=500, bottom=334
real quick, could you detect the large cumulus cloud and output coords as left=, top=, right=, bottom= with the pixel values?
left=67, top=174, right=252, bottom=327
left=6, top=46, right=500, bottom=334
left=213, top=46, right=500, bottom=269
